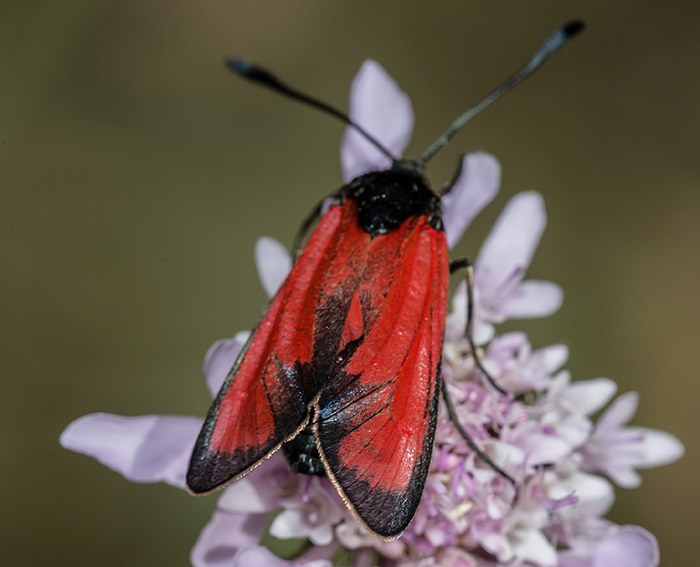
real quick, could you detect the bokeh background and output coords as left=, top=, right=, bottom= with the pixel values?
left=2, top=1, right=697, bottom=565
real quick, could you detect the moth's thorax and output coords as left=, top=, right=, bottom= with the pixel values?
left=342, top=166, right=443, bottom=237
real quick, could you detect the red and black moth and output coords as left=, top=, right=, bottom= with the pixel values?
left=187, top=21, right=584, bottom=539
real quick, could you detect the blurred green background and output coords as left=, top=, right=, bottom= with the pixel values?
left=2, top=1, right=697, bottom=565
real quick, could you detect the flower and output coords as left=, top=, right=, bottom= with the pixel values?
left=61, top=60, right=683, bottom=567
left=579, top=391, right=683, bottom=488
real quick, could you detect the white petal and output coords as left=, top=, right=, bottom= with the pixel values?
left=540, top=343, right=569, bottom=373
left=255, top=237, right=292, bottom=298
left=605, top=466, right=642, bottom=489
left=340, top=60, right=413, bottom=181
left=233, top=545, right=334, bottom=567
left=490, top=331, right=528, bottom=353
left=500, top=280, right=563, bottom=319
left=191, top=511, right=268, bottom=567
left=203, top=332, right=249, bottom=396
left=522, top=431, right=572, bottom=466
left=446, top=282, right=494, bottom=345
left=625, top=427, right=685, bottom=468
left=476, top=192, right=546, bottom=290
left=556, top=417, right=593, bottom=449
left=594, top=525, right=659, bottom=567
left=556, top=554, right=590, bottom=567
left=557, top=473, right=615, bottom=519
left=217, top=453, right=298, bottom=514
left=446, top=282, right=467, bottom=340
left=217, top=476, right=278, bottom=514
left=233, top=547, right=289, bottom=567
left=60, top=413, right=201, bottom=488
left=515, top=528, right=558, bottom=566
left=481, top=533, right=514, bottom=562
left=574, top=475, right=615, bottom=517
left=478, top=440, right=526, bottom=478
left=474, top=321, right=496, bottom=345
left=334, top=521, right=375, bottom=550
left=270, top=509, right=308, bottom=540
left=562, top=378, right=617, bottom=416
left=441, top=152, right=500, bottom=248
left=595, top=392, right=638, bottom=432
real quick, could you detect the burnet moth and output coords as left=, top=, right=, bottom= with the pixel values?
left=187, top=21, right=584, bottom=539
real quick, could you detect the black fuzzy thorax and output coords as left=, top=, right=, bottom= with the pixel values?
left=341, top=165, right=443, bottom=237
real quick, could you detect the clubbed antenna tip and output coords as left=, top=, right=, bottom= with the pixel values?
left=224, top=56, right=396, bottom=163
left=417, top=20, right=586, bottom=167
left=226, top=57, right=250, bottom=74
left=563, top=20, right=586, bottom=39
left=226, top=58, right=286, bottom=91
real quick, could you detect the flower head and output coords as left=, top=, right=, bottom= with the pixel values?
left=61, top=60, right=682, bottom=567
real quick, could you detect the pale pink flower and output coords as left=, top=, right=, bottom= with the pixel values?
left=340, top=60, right=413, bottom=181
left=579, top=391, right=684, bottom=488
left=557, top=525, right=660, bottom=567
left=446, top=191, right=564, bottom=346
left=268, top=480, right=344, bottom=546
left=483, top=332, right=568, bottom=394
left=232, top=544, right=335, bottom=567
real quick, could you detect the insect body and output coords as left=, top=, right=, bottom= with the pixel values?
left=187, top=21, right=584, bottom=539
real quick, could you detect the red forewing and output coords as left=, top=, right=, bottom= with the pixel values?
left=187, top=203, right=361, bottom=492
left=316, top=214, right=448, bottom=538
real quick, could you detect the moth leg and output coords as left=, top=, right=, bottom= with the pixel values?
left=439, top=154, right=465, bottom=196
left=440, top=378, right=516, bottom=486
left=449, top=258, right=506, bottom=395
left=292, top=198, right=326, bottom=256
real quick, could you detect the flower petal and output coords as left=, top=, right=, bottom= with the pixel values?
left=269, top=481, right=343, bottom=546
left=218, top=453, right=300, bottom=514
left=233, top=547, right=289, bottom=567
left=562, top=378, right=617, bottom=416
left=593, top=525, right=659, bottom=567
left=556, top=556, right=590, bottom=567
left=540, top=343, right=569, bottom=373
left=476, top=191, right=546, bottom=290
left=624, top=427, right=685, bottom=469
left=513, top=422, right=572, bottom=467
left=255, top=237, right=292, bottom=298
left=217, top=476, right=279, bottom=514
left=341, top=60, right=413, bottom=181
left=441, top=152, right=500, bottom=248
left=233, top=545, right=335, bottom=567
left=191, top=510, right=268, bottom=567
left=60, top=413, right=201, bottom=488
left=203, top=332, right=249, bottom=396
left=445, top=282, right=494, bottom=346
left=553, top=472, right=615, bottom=520
left=595, top=392, right=638, bottom=432
left=604, top=466, right=642, bottom=489
left=500, top=280, right=563, bottom=319
left=516, top=528, right=558, bottom=566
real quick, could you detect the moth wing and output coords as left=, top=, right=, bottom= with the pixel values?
left=187, top=205, right=355, bottom=494
left=317, top=219, right=449, bottom=538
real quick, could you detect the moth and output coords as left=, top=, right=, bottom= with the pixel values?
left=187, top=21, right=583, bottom=539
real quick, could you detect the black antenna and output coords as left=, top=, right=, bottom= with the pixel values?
left=417, top=20, right=585, bottom=168
left=226, top=58, right=397, bottom=163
